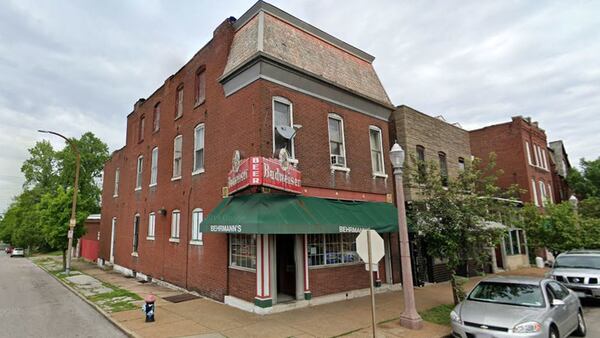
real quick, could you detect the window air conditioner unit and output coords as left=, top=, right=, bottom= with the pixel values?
left=331, top=155, right=346, bottom=167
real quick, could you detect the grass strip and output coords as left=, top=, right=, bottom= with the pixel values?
left=419, top=303, right=454, bottom=326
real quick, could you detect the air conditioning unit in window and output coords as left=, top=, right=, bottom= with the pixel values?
left=330, top=155, right=346, bottom=167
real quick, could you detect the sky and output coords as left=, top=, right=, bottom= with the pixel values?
left=1, top=0, right=599, bottom=212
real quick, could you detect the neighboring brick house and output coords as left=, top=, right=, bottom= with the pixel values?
left=99, top=1, right=401, bottom=313
left=78, top=214, right=101, bottom=262
left=390, top=105, right=473, bottom=283
left=549, top=140, right=572, bottom=203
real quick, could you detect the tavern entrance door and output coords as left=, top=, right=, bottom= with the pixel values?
left=275, top=234, right=296, bottom=303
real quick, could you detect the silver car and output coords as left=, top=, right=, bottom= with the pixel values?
left=451, top=276, right=586, bottom=338
left=550, top=250, right=600, bottom=299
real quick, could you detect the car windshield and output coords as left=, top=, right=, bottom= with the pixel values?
left=468, top=282, right=545, bottom=308
left=554, top=256, right=600, bottom=270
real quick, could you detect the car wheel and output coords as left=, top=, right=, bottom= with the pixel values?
left=550, top=326, right=559, bottom=338
left=574, top=310, right=587, bottom=337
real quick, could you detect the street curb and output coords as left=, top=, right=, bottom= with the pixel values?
left=31, top=258, right=140, bottom=338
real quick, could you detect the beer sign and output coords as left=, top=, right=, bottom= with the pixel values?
left=227, top=152, right=302, bottom=195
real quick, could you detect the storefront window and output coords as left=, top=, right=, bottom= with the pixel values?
left=230, top=234, right=256, bottom=270
left=308, top=233, right=358, bottom=267
left=505, top=229, right=525, bottom=256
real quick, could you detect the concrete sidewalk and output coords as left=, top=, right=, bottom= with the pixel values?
left=68, top=259, right=546, bottom=338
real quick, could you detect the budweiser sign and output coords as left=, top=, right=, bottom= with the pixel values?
left=227, top=153, right=302, bottom=195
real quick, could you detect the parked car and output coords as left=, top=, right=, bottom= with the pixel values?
left=450, top=276, right=586, bottom=338
left=10, top=248, right=24, bottom=257
left=549, top=250, right=600, bottom=299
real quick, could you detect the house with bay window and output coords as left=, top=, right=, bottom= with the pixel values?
left=99, top=1, right=404, bottom=313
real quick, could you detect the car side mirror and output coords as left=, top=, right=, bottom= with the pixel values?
left=552, top=299, right=565, bottom=306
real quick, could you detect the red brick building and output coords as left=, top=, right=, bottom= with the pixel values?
left=99, top=1, right=401, bottom=313
left=470, top=116, right=556, bottom=208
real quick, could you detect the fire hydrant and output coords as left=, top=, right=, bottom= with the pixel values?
left=142, top=294, right=156, bottom=322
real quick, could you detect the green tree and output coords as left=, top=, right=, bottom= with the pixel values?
left=579, top=196, right=600, bottom=219
left=567, top=157, right=600, bottom=200
left=407, top=154, right=520, bottom=304
left=21, top=140, right=58, bottom=192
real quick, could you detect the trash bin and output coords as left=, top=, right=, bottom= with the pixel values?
left=535, top=256, right=545, bottom=268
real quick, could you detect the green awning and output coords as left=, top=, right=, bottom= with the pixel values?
left=200, top=194, right=399, bottom=234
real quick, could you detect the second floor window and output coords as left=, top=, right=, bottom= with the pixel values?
left=150, top=147, right=158, bottom=186
left=138, top=116, right=145, bottom=142
left=438, top=152, right=448, bottom=186
left=135, top=155, right=143, bottom=190
left=458, top=157, right=465, bottom=171
left=328, top=114, right=346, bottom=167
left=175, top=87, right=184, bottom=119
left=195, top=68, right=206, bottom=104
left=153, top=103, right=160, bottom=132
left=171, top=210, right=180, bottom=239
left=369, top=127, right=384, bottom=174
left=193, top=124, right=205, bottom=173
left=113, top=168, right=120, bottom=197
left=416, top=145, right=426, bottom=177
left=148, top=212, right=156, bottom=239
left=525, top=141, right=533, bottom=166
left=173, top=135, right=182, bottom=178
left=272, top=97, right=294, bottom=158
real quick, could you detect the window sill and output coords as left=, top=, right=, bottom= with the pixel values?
left=330, top=166, right=350, bottom=173
left=113, top=194, right=118, bottom=198
left=146, top=236, right=155, bottom=241
left=189, top=240, right=203, bottom=246
left=228, top=265, right=256, bottom=273
left=171, top=176, right=182, bottom=181
left=149, top=183, right=157, bottom=188
left=174, top=114, right=183, bottom=121
left=191, top=169, right=205, bottom=176
left=308, top=261, right=363, bottom=270
left=131, top=252, right=139, bottom=257
left=169, top=238, right=180, bottom=243
left=134, top=187, right=142, bottom=192
left=372, top=172, right=388, bottom=179
left=193, top=99, right=206, bottom=109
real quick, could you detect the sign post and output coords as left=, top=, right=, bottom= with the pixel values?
left=356, top=229, right=385, bottom=338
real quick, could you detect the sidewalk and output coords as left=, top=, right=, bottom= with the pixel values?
left=37, top=256, right=547, bottom=338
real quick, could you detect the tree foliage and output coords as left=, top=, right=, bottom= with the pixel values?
left=567, top=157, right=600, bottom=200
left=406, top=154, right=521, bottom=304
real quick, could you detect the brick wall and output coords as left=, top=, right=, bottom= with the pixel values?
left=228, top=268, right=256, bottom=302
left=309, top=260, right=386, bottom=298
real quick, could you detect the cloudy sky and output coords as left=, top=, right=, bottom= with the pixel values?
left=1, top=0, right=599, bottom=212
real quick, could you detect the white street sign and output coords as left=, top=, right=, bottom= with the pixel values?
left=356, top=229, right=385, bottom=264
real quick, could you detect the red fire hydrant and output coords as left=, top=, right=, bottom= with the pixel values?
left=142, top=294, right=156, bottom=322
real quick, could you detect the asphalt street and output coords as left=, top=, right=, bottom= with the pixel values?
left=0, top=252, right=126, bottom=338
left=580, top=298, right=600, bottom=337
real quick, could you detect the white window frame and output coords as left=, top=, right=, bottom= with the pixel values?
left=150, top=147, right=158, bottom=187
left=190, top=208, right=203, bottom=245
left=532, top=178, right=539, bottom=206
left=541, top=149, right=548, bottom=170
left=153, top=103, right=160, bottom=132
left=307, top=233, right=360, bottom=267
left=533, top=145, right=540, bottom=167
left=172, top=135, right=182, bottom=180
left=113, top=168, right=120, bottom=197
left=548, top=184, right=554, bottom=204
left=147, top=212, right=156, bottom=240
left=192, top=124, right=205, bottom=175
left=272, top=96, right=296, bottom=161
left=328, top=113, right=349, bottom=172
left=175, top=87, right=184, bottom=119
left=539, top=180, right=547, bottom=206
left=135, top=155, right=143, bottom=191
left=525, top=141, right=533, bottom=166
left=170, top=210, right=180, bottom=242
left=229, top=234, right=257, bottom=271
left=369, top=126, right=386, bottom=177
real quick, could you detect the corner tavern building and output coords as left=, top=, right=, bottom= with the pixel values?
left=99, top=1, right=405, bottom=313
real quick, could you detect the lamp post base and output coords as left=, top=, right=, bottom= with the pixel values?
left=399, top=314, right=423, bottom=330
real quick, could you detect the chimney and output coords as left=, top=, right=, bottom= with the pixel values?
left=134, top=98, right=146, bottom=110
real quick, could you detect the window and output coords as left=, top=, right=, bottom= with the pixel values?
left=230, top=234, right=256, bottom=269
left=153, top=103, right=160, bottom=132
left=369, top=127, right=384, bottom=175
left=172, top=135, right=182, bottom=178
left=195, top=68, right=206, bottom=104
left=175, top=86, right=184, bottom=119
left=534, top=145, right=541, bottom=167
left=170, top=210, right=180, bottom=240
left=113, top=168, right=120, bottom=197
left=504, top=229, right=525, bottom=255
left=150, top=147, right=158, bottom=186
left=547, top=282, right=570, bottom=300
left=272, top=97, right=294, bottom=158
left=193, top=124, right=205, bottom=174
left=439, top=152, right=448, bottom=186
left=531, top=178, right=539, bottom=206
left=541, top=149, right=548, bottom=170
left=458, top=157, right=465, bottom=171
left=548, top=184, right=554, bottom=204
left=416, top=145, right=426, bottom=178
left=525, top=141, right=533, bottom=166
left=147, top=212, right=155, bottom=239
left=191, top=208, right=203, bottom=244
left=138, top=116, right=145, bottom=142
left=539, top=181, right=547, bottom=206
left=133, top=214, right=140, bottom=253
left=307, top=234, right=358, bottom=266
left=328, top=114, right=346, bottom=168
left=135, top=155, right=143, bottom=190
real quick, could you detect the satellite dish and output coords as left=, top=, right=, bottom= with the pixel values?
left=276, top=125, right=296, bottom=140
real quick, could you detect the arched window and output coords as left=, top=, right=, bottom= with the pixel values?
left=135, top=155, right=143, bottom=190
left=438, top=151, right=448, bottom=186
left=172, top=135, right=182, bottom=179
left=193, top=124, right=205, bottom=174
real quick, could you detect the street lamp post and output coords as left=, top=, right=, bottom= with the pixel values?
left=389, top=142, right=423, bottom=330
left=38, top=130, right=80, bottom=275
